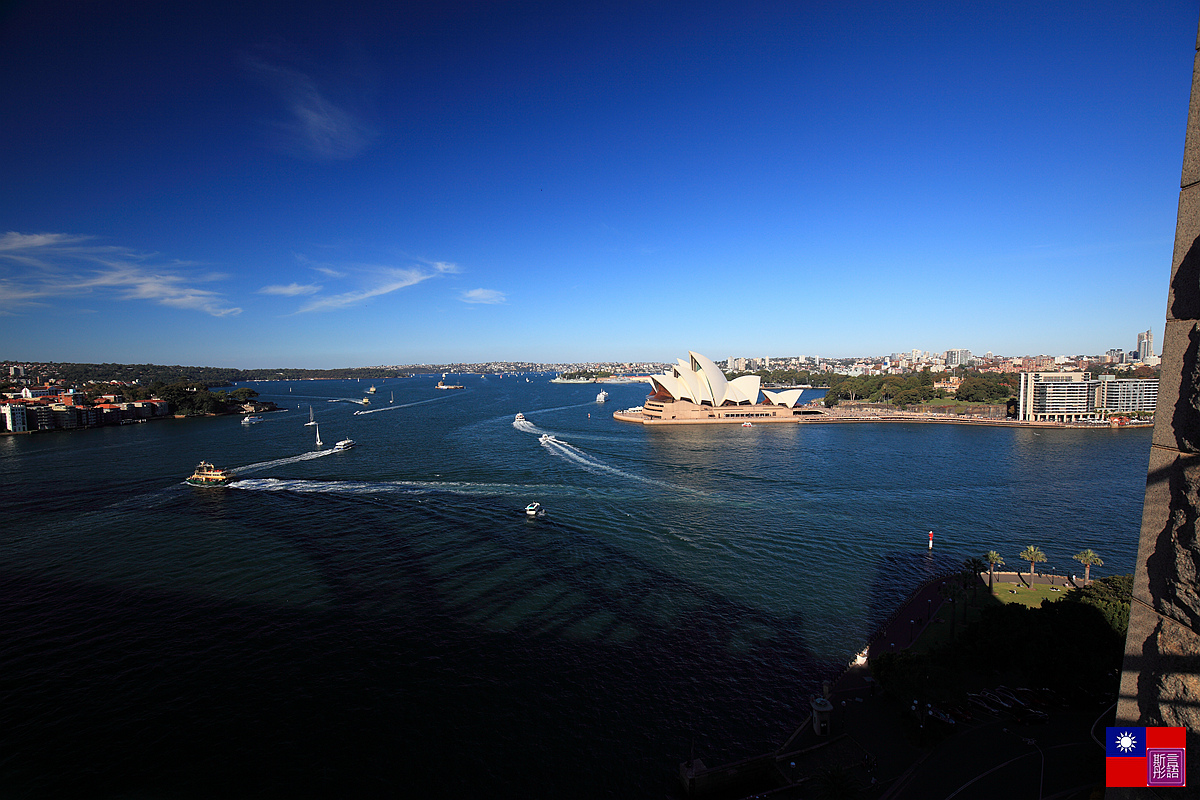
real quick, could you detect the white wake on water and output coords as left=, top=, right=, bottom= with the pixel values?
left=232, top=449, right=337, bottom=474
left=538, top=435, right=694, bottom=493
left=354, top=394, right=457, bottom=415
left=229, top=476, right=568, bottom=497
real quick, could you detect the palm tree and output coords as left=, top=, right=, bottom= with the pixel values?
left=984, top=551, right=1004, bottom=592
left=962, top=557, right=987, bottom=603
left=1072, top=549, right=1103, bottom=583
left=1018, top=545, right=1047, bottom=583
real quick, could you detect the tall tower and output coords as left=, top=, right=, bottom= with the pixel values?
left=1137, top=329, right=1153, bottom=361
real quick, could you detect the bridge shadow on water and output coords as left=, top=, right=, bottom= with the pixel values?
left=0, top=484, right=850, bottom=799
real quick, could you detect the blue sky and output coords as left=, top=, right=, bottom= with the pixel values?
left=1, top=1, right=1195, bottom=368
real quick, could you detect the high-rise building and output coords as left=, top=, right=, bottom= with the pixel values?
left=1137, top=329, right=1154, bottom=362
left=1017, top=372, right=1099, bottom=422
left=1097, top=375, right=1159, bottom=414
left=945, top=349, right=972, bottom=367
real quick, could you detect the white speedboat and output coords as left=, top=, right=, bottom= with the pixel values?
left=539, top=433, right=554, bottom=444
left=596, top=390, right=608, bottom=403
left=742, top=421, right=754, bottom=427
left=525, top=502, right=545, bottom=518
left=242, top=416, right=263, bottom=424
left=332, top=439, right=355, bottom=452
left=515, top=412, right=525, bottom=422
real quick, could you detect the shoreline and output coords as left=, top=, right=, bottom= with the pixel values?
left=614, top=407, right=1152, bottom=429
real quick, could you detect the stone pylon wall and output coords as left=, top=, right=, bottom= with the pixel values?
left=1113, top=18, right=1200, bottom=798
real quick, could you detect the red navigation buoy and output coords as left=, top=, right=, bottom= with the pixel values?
left=928, top=530, right=934, bottom=550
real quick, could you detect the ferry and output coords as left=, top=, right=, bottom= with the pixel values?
left=596, top=390, right=608, bottom=403
left=241, top=415, right=263, bottom=425
left=367, top=385, right=377, bottom=394
left=525, top=502, right=546, bottom=518
left=186, top=461, right=235, bottom=487
left=332, top=438, right=355, bottom=452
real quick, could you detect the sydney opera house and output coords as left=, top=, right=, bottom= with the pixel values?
left=613, top=351, right=823, bottom=424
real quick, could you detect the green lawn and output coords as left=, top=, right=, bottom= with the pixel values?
left=992, top=581, right=1068, bottom=608
left=908, top=581, right=1066, bottom=652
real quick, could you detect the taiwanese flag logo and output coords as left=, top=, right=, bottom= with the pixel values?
left=1106, top=727, right=1187, bottom=787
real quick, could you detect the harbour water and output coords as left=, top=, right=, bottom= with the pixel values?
left=0, top=377, right=1151, bottom=797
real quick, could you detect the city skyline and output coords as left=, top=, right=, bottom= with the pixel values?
left=0, top=1, right=1193, bottom=369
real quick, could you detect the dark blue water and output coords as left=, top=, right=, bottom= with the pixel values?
left=0, top=377, right=1151, bottom=797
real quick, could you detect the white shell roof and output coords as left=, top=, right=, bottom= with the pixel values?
left=648, top=351, right=761, bottom=406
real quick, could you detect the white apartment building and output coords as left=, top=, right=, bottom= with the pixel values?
left=1097, top=375, right=1159, bottom=414
left=1018, top=372, right=1160, bottom=421
left=1018, top=372, right=1099, bottom=422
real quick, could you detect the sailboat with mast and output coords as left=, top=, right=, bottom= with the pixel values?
left=304, top=405, right=317, bottom=426
left=314, top=421, right=323, bottom=447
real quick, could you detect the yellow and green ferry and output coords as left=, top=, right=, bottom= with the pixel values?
left=185, top=461, right=235, bottom=487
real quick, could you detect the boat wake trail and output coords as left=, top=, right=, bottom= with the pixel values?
left=353, top=395, right=455, bottom=415
left=513, top=419, right=552, bottom=435
left=233, top=449, right=337, bottom=474
left=229, top=476, right=567, bottom=497
left=538, top=435, right=696, bottom=493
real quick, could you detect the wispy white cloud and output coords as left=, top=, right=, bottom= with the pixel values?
left=297, top=267, right=435, bottom=313
left=0, top=231, right=241, bottom=316
left=244, top=57, right=376, bottom=161
left=460, top=288, right=506, bottom=304
left=259, top=282, right=322, bottom=296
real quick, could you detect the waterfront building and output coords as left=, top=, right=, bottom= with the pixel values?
left=647, top=352, right=761, bottom=407
left=1017, top=372, right=1160, bottom=421
left=0, top=403, right=28, bottom=432
left=1016, top=372, right=1100, bottom=422
left=620, top=350, right=823, bottom=424
left=1096, top=375, right=1159, bottom=414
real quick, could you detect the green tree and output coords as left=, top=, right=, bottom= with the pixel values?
left=229, top=387, right=260, bottom=403
left=962, top=557, right=987, bottom=603
left=1072, top=549, right=1103, bottom=583
left=1064, top=574, right=1132, bottom=636
left=984, top=551, right=1005, bottom=592
left=1018, top=545, right=1047, bottom=581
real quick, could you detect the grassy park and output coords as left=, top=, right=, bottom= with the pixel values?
left=909, top=575, right=1071, bottom=654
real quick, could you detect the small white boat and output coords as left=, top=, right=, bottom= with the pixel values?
left=515, top=412, right=526, bottom=422
left=741, top=421, right=754, bottom=427
left=539, top=433, right=554, bottom=444
left=332, top=439, right=355, bottom=452
left=242, top=416, right=263, bottom=424
left=525, top=502, right=546, bottom=518
left=596, top=390, right=608, bottom=403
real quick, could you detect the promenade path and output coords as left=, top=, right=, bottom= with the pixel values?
left=765, top=571, right=1107, bottom=799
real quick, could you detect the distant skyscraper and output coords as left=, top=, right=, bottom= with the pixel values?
left=945, top=349, right=972, bottom=367
left=1137, top=330, right=1154, bottom=362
